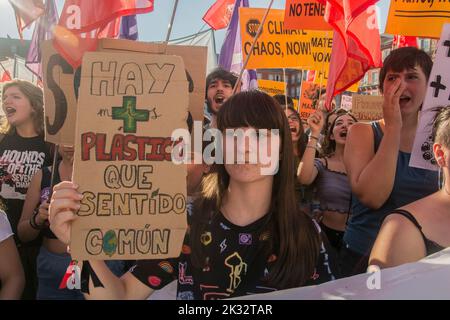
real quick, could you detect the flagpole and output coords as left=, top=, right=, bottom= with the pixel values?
left=283, top=68, right=288, bottom=110
left=165, top=0, right=180, bottom=43
left=0, top=61, right=8, bottom=74
left=297, top=70, right=303, bottom=111
left=13, top=55, right=18, bottom=78
left=49, top=145, right=59, bottom=190
left=233, top=0, right=275, bottom=94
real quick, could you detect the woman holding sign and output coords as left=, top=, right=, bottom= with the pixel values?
left=0, top=80, right=53, bottom=299
left=369, top=106, right=450, bottom=268
left=48, top=91, right=338, bottom=300
left=342, top=47, right=439, bottom=277
left=17, top=145, right=128, bottom=300
left=298, top=109, right=357, bottom=252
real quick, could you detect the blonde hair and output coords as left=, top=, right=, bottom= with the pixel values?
left=1, top=80, right=44, bottom=135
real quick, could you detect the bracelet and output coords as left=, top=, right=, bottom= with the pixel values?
left=306, top=145, right=318, bottom=151
left=309, top=135, right=319, bottom=141
left=29, top=208, right=45, bottom=230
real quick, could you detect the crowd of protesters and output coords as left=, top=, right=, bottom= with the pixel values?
left=0, top=47, right=448, bottom=300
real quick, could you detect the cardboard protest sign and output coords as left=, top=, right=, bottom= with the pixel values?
left=240, top=8, right=333, bottom=70
left=71, top=51, right=188, bottom=260
left=410, top=24, right=450, bottom=171
left=42, top=39, right=206, bottom=145
left=385, top=1, right=450, bottom=38
left=257, top=79, right=299, bottom=107
left=284, top=0, right=332, bottom=31
left=42, top=41, right=80, bottom=145
left=351, top=94, right=383, bottom=122
left=98, top=39, right=207, bottom=123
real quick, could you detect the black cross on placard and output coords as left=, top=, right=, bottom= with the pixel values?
left=444, top=40, right=450, bottom=57
left=430, top=75, right=447, bottom=98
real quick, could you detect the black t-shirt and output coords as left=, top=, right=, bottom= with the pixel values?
left=0, top=133, right=53, bottom=245
left=130, top=205, right=337, bottom=300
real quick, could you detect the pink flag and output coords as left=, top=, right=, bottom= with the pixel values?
left=319, top=0, right=382, bottom=110
left=203, top=0, right=236, bottom=30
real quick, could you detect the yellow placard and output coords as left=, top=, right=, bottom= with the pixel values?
left=240, top=8, right=333, bottom=69
left=258, top=79, right=286, bottom=95
left=385, top=1, right=450, bottom=38
left=258, top=79, right=299, bottom=109
left=309, top=69, right=359, bottom=92
left=284, top=0, right=333, bottom=31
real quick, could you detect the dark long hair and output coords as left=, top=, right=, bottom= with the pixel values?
left=190, top=91, right=320, bottom=289
left=321, top=110, right=357, bottom=157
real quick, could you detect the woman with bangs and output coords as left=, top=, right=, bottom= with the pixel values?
left=0, top=80, right=53, bottom=299
left=47, top=91, right=337, bottom=300
left=298, top=109, right=357, bottom=252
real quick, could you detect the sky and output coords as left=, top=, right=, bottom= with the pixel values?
left=0, top=0, right=391, bottom=50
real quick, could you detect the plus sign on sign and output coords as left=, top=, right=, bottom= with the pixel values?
left=71, top=50, right=189, bottom=261
left=411, top=23, right=450, bottom=171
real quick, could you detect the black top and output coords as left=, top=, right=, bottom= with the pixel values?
left=386, top=209, right=445, bottom=256
left=130, top=205, right=338, bottom=300
left=0, top=133, right=53, bottom=245
left=40, top=164, right=59, bottom=239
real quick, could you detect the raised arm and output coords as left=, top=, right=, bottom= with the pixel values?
left=298, top=111, right=324, bottom=185
left=344, top=79, right=405, bottom=209
left=49, top=182, right=154, bottom=300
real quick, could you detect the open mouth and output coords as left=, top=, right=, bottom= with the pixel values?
left=4, top=106, right=16, bottom=117
left=290, top=127, right=297, bottom=133
left=339, top=131, right=347, bottom=138
left=214, top=95, right=225, bottom=105
left=399, top=95, right=411, bottom=104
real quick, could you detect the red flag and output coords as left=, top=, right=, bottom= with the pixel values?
left=8, top=0, right=45, bottom=40
left=319, top=0, right=382, bottom=110
left=203, top=0, right=236, bottom=30
left=392, top=35, right=418, bottom=49
left=53, top=0, right=154, bottom=68
left=307, top=70, right=316, bottom=82
left=1, top=71, right=12, bottom=83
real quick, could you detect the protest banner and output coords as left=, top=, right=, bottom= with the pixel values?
left=42, top=39, right=206, bottom=145
left=70, top=51, right=188, bottom=260
left=238, top=248, right=450, bottom=300
left=257, top=79, right=299, bottom=108
left=411, top=24, right=450, bottom=171
left=284, top=0, right=332, bottom=31
left=351, top=94, right=383, bottom=122
left=385, top=1, right=450, bottom=38
left=240, top=8, right=333, bottom=70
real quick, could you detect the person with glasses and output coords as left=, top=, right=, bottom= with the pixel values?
left=273, top=95, right=311, bottom=213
